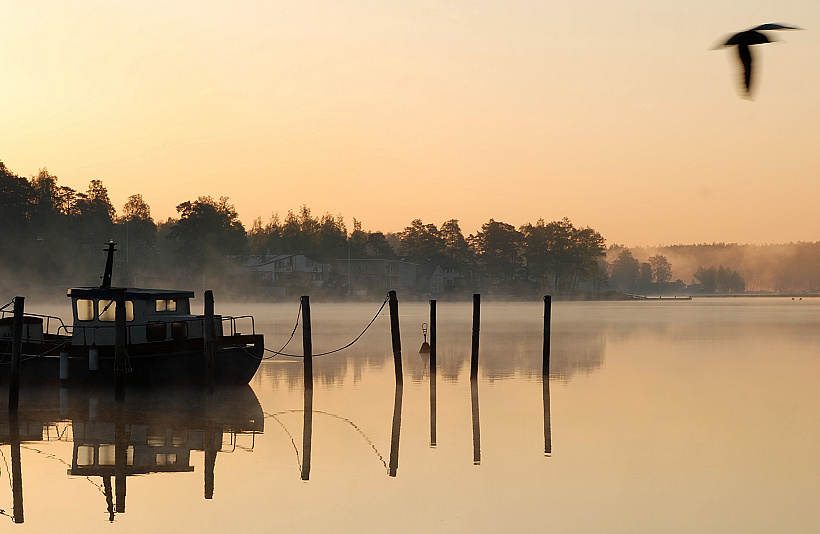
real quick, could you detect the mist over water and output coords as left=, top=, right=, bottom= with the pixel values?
left=2, top=298, right=818, bottom=532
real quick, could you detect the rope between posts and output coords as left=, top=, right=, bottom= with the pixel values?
left=263, top=293, right=390, bottom=359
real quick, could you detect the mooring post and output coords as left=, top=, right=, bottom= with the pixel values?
left=470, top=293, right=480, bottom=380
left=429, top=299, right=437, bottom=447
left=204, top=290, right=216, bottom=391
left=114, top=290, right=127, bottom=403
left=8, top=296, right=24, bottom=412
left=429, top=300, right=437, bottom=368
left=301, top=296, right=313, bottom=386
left=388, top=290, right=403, bottom=384
left=301, top=295, right=313, bottom=481
left=543, top=295, right=552, bottom=375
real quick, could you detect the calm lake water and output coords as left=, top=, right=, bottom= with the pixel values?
left=2, top=297, right=819, bottom=533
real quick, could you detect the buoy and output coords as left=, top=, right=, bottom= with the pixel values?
left=419, top=322, right=430, bottom=353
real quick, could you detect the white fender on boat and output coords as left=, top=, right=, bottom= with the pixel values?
left=89, top=345, right=99, bottom=371
left=60, top=350, right=69, bottom=380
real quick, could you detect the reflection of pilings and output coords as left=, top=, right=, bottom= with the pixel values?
left=470, top=294, right=480, bottom=380
left=8, top=296, right=24, bottom=412
left=543, top=295, right=552, bottom=375
left=301, top=382, right=313, bottom=481
left=205, top=396, right=216, bottom=499
left=470, top=377, right=480, bottom=465
left=9, top=412, right=24, bottom=524
left=429, top=299, right=437, bottom=447
left=301, top=296, right=313, bottom=481
left=543, top=375, right=552, bottom=456
left=103, top=476, right=114, bottom=522
left=388, top=382, right=403, bottom=477
left=388, top=291, right=403, bottom=384
left=114, top=403, right=126, bottom=514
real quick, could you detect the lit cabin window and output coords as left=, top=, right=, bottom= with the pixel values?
left=98, top=300, right=135, bottom=322
left=155, top=299, right=177, bottom=312
left=77, top=299, right=95, bottom=321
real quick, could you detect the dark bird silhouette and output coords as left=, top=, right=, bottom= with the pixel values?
left=716, top=23, right=802, bottom=97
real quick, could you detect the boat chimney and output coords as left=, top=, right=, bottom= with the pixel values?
left=100, top=241, right=118, bottom=289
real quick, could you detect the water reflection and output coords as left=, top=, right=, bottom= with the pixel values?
left=1, top=385, right=263, bottom=522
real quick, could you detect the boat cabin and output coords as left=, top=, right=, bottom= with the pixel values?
left=67, top=287, right=222, bottom=347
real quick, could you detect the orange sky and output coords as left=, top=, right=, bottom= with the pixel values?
left=2, top=1, right=819, bottom=246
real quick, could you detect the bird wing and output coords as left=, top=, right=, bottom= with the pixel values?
left=725, top=30, right=771, bottom=46
left=751, top=23, right=802, bottom=31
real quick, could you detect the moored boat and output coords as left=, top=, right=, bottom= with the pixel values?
left=0, top=242, right=263, bottom=386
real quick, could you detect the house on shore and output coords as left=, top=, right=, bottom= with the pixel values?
left=334, top=259, right=417, bottom=296
left=244, top=254, right=331, bottom=293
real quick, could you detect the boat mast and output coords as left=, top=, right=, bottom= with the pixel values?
left=100, top=241, right=118, bottom=289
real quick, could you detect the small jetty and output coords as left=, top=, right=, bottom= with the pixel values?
left=625, top=294, right=692, bottom=301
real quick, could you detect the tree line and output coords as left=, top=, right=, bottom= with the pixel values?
left=0, top=161, right=773, bottom=297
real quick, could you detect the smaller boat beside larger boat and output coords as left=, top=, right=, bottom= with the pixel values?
left=0, top=242, right=263, bottom=386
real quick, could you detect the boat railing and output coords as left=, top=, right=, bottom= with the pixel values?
left=70, top=315, right=257, bottom=346
left=221, top=315, right=256, bottom=337
left=0, top=310, right=69, bottom=337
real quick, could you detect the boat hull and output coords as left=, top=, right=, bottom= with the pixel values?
left=0, top=335, right=263, bottom=386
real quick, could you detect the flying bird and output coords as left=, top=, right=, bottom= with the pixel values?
left=716, top=23, right=802, bottom=97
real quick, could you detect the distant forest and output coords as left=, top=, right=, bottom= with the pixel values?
left=2, top=161, right=820, bottom=299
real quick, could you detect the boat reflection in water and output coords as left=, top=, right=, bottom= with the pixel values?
left=0, top=384, right=263, bottom=523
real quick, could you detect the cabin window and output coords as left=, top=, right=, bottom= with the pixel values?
left=77, top=299, right=95, bottom=321
left=98, top=300, right=134, bottom=322
left=172, top=321, right=188, bottom=340
left=146, top=322, right=166, bottom=342
left=155, top=299, right=177, bottom=312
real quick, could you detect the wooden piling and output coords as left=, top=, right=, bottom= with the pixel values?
left=543, top=295, right=552, bottom=375
left=8, top=296, right=24, bottom=412
left=114, top=290, right=127, bottom=402
left=429, top=299, right=437, bottom=447
left=301, top=295, right=313, bottom=480
left=429, top=300, right=436, bottom=368
left=470, top=293, right=480, bottom=380
left=388, top=290, right=403, bottom=384
left=204, top=290, right=216, bottom=391
left=301, top=296, right=313, bottom=386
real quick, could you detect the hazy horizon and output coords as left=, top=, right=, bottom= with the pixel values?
left=3, top=1, right=819, bottom=247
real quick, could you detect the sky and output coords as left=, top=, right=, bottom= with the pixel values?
left=2, top=0, right=819, bottom=247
